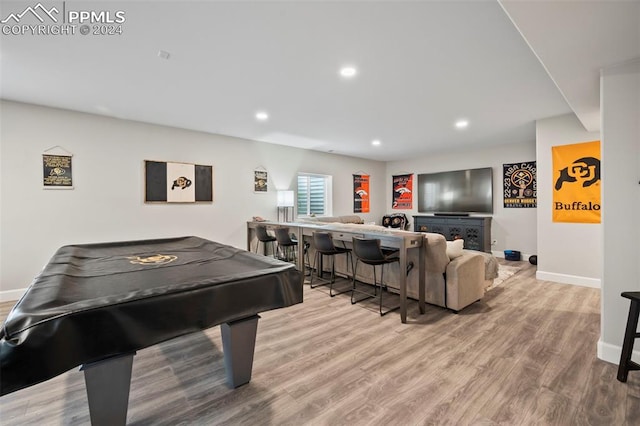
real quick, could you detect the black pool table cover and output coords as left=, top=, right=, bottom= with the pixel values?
left=0, top=236, right=302, bottom=396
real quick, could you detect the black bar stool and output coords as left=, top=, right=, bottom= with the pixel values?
left=255, top=225, right=276, bottom=257
left=274, top=227, right=311, bottom=271
left=617, top=291, right=640, bottom=382
left=274, top=227, right=297, bottom=262
left=351, top=237, right=400, bottom=316
left=310, top=231, right=353, bottom=297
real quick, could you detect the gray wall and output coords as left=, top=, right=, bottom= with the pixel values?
left=535, top=114, right=601, bottom=287
left=599, top=59, right=640, bottom=364
left=0, top=100, right=386, bottom=299
left=386, top=140, right=538, bottom=258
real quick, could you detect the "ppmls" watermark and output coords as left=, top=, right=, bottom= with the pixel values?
left=1, top=2, right=126, bottom=36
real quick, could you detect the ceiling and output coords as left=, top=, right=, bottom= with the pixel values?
left=1, top=1, right=638, bottom=161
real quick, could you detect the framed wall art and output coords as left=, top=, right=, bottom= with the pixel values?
left=503, top=161, right=537, bottom=208
left=43, top=146, right=73, bottom=189
left=145, top=160, right=213, bottom=203
left=392, top=173, right=413, bottom=209
left=353, top=173, right=370, bottom=213
left=254, top=168, right=268, bottom=193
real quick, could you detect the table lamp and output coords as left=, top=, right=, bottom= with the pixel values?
left=277, top=190, right=294, bottom=222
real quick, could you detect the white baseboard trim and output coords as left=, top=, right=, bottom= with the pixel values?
left=535, top=271, right=601, bottom=288
left=598, top=339, right=640, bottom=365
left=0, top=288, right=26, bottom=303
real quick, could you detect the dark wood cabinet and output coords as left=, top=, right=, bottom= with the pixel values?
left=413, top=215, right=492, bottom=252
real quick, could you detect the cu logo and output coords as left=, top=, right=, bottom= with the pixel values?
left=554, top=157, right=600, bottom=190
left=128, top=254, right=177, bottom=265
left=171, top=176, right=192, bottom=190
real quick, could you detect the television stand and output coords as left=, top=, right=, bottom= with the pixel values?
left=433, top=212, right=469, bottom=217
left=413, top=215, right=492, bottom=252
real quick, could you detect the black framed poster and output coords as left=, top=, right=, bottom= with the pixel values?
left=503, top=161, right=536, bottom=208
left=43, top=153, right=73, bottom=189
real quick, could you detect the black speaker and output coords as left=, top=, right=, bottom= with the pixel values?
left=529, top=255, right=537, bottom=265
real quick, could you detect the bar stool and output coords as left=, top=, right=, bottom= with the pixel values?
left=255, top=225, right=276, bottom=257
left=274, top=227, right=298, bottom=262
left=617, top=291, right=640, bottom=382
left=310, top=232, right=353, bottom=297
left=351, top=237, right=400, bottom=316
left=274, top=227, right=311, bottom=271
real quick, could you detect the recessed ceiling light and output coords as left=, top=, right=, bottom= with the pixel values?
left=339, top=66, right=357, bottom=78
left=255, top=111, right=269, bottom=121
left=158, top=50, right=171, bottom=60
left=371, top=139, right=381, bottom=146
left=455, top=120, right=469, bottom=129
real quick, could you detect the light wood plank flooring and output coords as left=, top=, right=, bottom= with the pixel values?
left=1, top=261, right=639, bottom=425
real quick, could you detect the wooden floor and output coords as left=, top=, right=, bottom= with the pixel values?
left=1, top=261, right=639, bottom=425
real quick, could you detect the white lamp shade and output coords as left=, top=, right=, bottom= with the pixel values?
left=277, top=190, right=294, bottom=207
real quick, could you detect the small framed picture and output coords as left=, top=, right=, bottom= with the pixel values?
left=43, top=146, right=74, bottom=190
left=254, top=169, right=268, bottom=192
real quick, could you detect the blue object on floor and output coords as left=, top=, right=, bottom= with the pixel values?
left=504, top=250, right=521, bottom=261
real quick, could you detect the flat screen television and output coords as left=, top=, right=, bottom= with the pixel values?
left=417, top=167, right=493, bottom=214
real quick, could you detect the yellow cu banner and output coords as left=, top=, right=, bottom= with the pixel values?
left=552, top=140, right=601, bottom=223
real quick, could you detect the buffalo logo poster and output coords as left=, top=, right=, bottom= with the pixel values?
left=43, top=154, right=73, bottom=188
left=392, top=174, right=413, bottom=209
left=353, top=174, right=370, bottom=213
left=145, top=160, right=213, bottom=203
left=552, top=140, right=601, bottom=223
left=503, top=161, right=536, bottom=208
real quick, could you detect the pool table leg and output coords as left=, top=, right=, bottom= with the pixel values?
left=221, top=314, right=260, bottom=388
left=81, top=352, right=135, bottom=426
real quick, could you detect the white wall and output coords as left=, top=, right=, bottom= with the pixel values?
left=386, top=140, right=537, bottom=257
left=535, top=114, right=601, bottom=287
left=0, top=101, right=386, bottom=299
left=598, top=60, right=640, bottom=364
